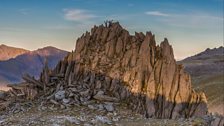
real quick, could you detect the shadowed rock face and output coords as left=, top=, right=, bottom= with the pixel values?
left=42, top=22, right=208, bottom=119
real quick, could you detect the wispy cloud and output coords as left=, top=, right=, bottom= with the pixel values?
left=145, top=10, right=223, bottom=30
left=128, top=3, right=134, bottom=7
left=159, top=13, right=223, bottom=29
left=19, top=9, right=29, bottom=15
left=63, top=9, right=97, bottom=21
left=44, top=25, right=76, bottom=30
left=145, top=11, right=170, bottom=17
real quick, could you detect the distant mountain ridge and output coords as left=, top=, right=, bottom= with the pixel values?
left=183, top=46, right=223, bottom=61
left=0, top=45, right=68, bottom=85
left=0, top=44, right=29, bottom=61
left=180, top=46, right=224, bottom=77
left=180, top=46, right=224, bottom=115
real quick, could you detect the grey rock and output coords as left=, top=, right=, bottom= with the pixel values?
left=0, top=116, right=5, bottom=124
left=66, top=117, right=80, bottom=125
left=84, top=123, right=92, bottom=126
left=95, top=116, right=112, bottom=124
left=80, top=89, right=90, bottom=97
left=88, top=105, right=96, bottom=110
left=55, top=90, right=65, bottom=100
left=93, top=93, right=119, bottom=102
left=97, top=104, right=104, bottom=111
left=104, top=103, right=114, bottom=112
left=95, top=80, right=102, bottom=89
left=211, top=116, right=224, bottom=126
left=96, top=90, right=104, bottom=95
left=62, top=98, right=70, bottom=104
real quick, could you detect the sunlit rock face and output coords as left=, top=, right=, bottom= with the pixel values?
left=48, top=22, right=208, bottom=119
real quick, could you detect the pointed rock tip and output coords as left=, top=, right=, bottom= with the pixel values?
left=109, top=21, right=121, bottom=26
left=90, top=21, right=123, bottom=35
left=205, top=48, right=211, bottom=51
left=164, top=38, right=169, bottom=42
left=146, top=31, right=152, bottom=37
left=102, top=20, right=122, bottom=29
left=160, top=38, right=170, bottom=47
left=219, top=46, right=224, bottom=48
left=200, top=92, right=208, bottom=103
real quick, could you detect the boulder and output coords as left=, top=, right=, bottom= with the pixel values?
left=103, top=102, right=114, bottom=112
left=93, top=91, right=119, bottom=102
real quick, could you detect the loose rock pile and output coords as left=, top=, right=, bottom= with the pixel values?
left=0, top=74, right=120, bottom=112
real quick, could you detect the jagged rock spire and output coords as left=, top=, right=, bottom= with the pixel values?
left=51, top=22, right=208, bottom=119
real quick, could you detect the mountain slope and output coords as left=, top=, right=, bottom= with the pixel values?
left=0, top=44, right=29, bottom=61
left=0, top=46, right=68, bottom=85
left=179, top=46, right=224, bottom=115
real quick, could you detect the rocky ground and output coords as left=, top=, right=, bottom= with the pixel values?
left=0, top=101, right=212, bottom=126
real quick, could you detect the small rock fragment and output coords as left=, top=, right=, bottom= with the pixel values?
left=93, top=91, right=119, bottom=102
left=62, top=98, right=70, bottom=104
left=55, top=90, right=65, bottom=100
left=96, top=116, right=112, bottom=124
left=104, top=102, right=114, bottom=112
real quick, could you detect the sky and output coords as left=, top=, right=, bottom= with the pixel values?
left=0, top=0, right=223, bottom=60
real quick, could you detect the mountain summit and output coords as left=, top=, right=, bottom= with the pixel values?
left=0, top=46, right=68, bottom=84
left=0, top=44, right=29, bottom=61
left=180, top=46, right=223, bottom=77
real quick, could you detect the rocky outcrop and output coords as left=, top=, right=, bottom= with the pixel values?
left=43, top=22, right=207, bottom=119
left=2, top=22, right=208, bottom=120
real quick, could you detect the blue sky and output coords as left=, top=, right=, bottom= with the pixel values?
left=0, top=0, right=223, bottom=60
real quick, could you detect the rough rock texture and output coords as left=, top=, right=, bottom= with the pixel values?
left=211, top=115, right=224, bottom=126
left=42, top=22, right=208, bottom=119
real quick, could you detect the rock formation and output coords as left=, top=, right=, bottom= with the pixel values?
left=42, top=22, right=207, bottom=119
left=2, top=22, right=209, bottom=120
